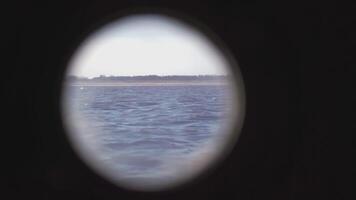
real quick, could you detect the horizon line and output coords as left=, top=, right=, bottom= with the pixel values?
left=68, top=74, right=229, bottom=78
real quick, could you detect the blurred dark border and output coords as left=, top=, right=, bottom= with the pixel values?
left=3, top=0, right=353, bottom=200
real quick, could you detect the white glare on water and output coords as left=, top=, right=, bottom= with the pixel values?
left=62, top=14, right=244, bottom=191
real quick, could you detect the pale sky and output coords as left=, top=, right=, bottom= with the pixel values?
left=68, top=14, right=230, bottom=78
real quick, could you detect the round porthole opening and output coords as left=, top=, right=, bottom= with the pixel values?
left=61, top=12, right=245, bottom=191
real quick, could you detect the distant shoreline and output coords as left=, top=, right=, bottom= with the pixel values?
left=65, top=75, right=231, bottom=86
left=67, top=81, right=229, bottom=87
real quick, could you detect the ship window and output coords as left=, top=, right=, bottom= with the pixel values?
left=61, top=13, right=245, bottom=191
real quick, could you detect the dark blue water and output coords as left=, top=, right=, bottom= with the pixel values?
left=66, top=85, right=231, bottom=183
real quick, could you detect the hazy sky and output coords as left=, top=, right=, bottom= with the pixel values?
left=68, top=14, right=230, bottom=78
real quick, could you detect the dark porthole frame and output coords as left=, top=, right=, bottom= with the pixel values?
left=5, top=1, right=338, bottom=200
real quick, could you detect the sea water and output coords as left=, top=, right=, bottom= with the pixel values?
left=64, top=85, right=233, bottom=188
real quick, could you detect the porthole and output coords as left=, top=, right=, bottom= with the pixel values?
left=61, top=12, right=245, bottom=191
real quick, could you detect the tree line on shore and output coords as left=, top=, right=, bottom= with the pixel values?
left=66, top=75, right=229, bottom=82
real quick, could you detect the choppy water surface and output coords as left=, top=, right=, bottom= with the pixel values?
left=64, top=85, right=234, bottom=189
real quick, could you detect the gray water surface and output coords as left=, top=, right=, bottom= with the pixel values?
left=65, top=85, right=233, bottom=188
